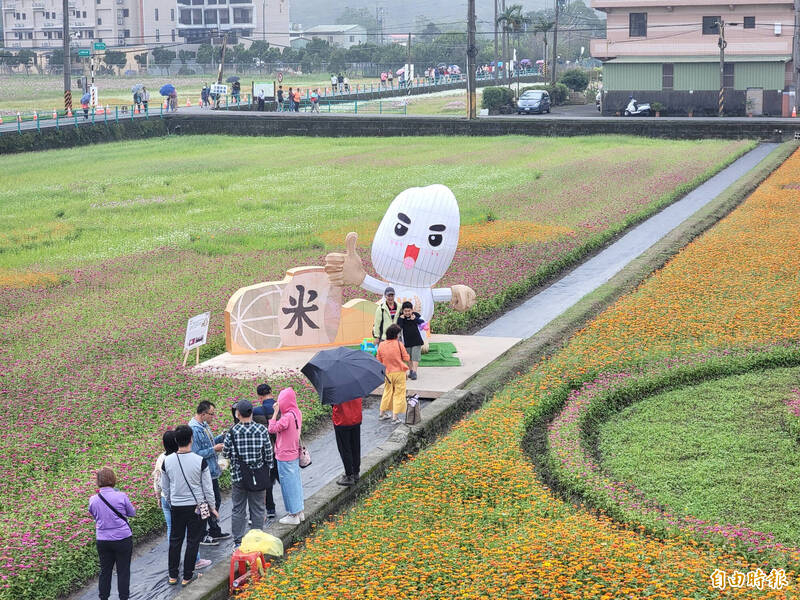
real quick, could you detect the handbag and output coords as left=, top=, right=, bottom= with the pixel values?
left=229, top=428, right=270, bottom=492
left=291, top=413, right=312, bottom=468
left=405, top=393, right=422, bottom=426
left=175, top=453, right=211, bottom=519
left=97, top=492, right=132, bottom=533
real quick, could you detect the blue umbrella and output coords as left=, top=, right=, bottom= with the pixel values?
left=159, top=84, right=176, bottom=96
left=80, top=92, right=91, bottom=104
left=301, top=347, right=385, bottom=406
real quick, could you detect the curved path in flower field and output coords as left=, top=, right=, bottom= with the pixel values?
left=67, top=142, right=779, bottom=600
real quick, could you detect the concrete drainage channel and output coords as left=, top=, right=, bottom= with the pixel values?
left=133, top=142, right=792, bottom=600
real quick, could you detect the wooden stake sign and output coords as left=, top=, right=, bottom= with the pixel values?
left=183, top=311, right=211, bottom=366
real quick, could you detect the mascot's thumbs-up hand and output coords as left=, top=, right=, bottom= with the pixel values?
left=450, top=284, right=476, bottom=312
left=324, top=232, right=367, bottom=287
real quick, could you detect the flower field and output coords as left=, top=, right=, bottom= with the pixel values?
left=243, top=150, right=800, bottom=600
left=0, top=135, right=753, bottom=598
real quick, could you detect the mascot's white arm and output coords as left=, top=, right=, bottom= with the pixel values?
left=432, top=288, right=452, bottom=302
left=362, top=274, right=388, bottom=295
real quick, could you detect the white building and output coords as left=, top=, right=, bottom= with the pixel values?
left=1, top=0, right=288, bottom=52
left=301, top=24, right=366, bottom=48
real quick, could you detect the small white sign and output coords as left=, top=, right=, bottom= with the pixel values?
left=254, top=82, right=275, bottom=98
left=184, top=312, right=211, bottom=351
left=210, top=84, right=228, bottom=96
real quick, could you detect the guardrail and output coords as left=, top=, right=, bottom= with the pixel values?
left=0, top=103, right=167, bottom=134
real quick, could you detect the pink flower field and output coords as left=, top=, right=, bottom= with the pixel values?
left=0, top=135, right=753, bottom=598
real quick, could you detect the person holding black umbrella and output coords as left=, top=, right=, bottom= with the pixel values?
left=333, top=396, right=362, bottom=486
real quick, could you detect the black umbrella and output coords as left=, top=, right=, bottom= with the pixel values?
left=301, top=347, right=385, bottom=406
left=226, top=75, right=240, bottom=83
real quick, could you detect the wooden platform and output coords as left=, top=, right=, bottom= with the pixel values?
left=195, top=334, right=522, bottom=398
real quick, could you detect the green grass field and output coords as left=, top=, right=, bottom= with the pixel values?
left=1, top=134, right=749, bottom=272
left=598, top=367, right=800, bottom=547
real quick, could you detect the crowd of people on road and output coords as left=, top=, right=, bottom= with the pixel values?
left=87, top=285, right=426, bottom=598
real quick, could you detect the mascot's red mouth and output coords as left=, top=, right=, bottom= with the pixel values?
left=403, top=244, right=420, bottom=269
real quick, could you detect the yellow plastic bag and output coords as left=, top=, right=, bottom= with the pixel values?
left=240, top=529, right=284, bottom=557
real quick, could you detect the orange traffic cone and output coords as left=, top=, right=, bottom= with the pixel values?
left=52, top=108, right=57, bottom=119
left=0, top=115, right=4, bottom=124
left=32, top=112, right=38, bottom=121
left=186, top=98, right=191, bottom=107
left=67, top=108, right=73, bottom=117
left=134, top=105, right=140, bottom=114
left=164, top=99, right=168, bottom=109
left=793, top=106, right=797, bottom=118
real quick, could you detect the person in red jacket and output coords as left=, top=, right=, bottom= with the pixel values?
left=333, top=397, right=362, bottom=486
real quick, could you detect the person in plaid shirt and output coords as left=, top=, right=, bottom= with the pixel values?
left=223, top=399, right=273, bottom=546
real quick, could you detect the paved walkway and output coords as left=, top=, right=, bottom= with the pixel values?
left=478, top=142, right=778, bottom=338
left=68, top=142, right=778, bottom=600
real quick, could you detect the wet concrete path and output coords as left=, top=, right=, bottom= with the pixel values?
left=70, top=142, right=777, bottom=600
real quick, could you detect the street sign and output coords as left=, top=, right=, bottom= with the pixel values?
left=93, top=42, right=106, bottom=51
left=210, top=83, right=228, bottom=95
left=78, top=49, right=90, bottom=57
left=277, top=71, right=283, bottom=83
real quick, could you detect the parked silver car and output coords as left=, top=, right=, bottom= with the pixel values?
left=516, top=90, right=551, bottom=114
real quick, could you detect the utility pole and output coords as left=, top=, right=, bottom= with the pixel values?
left=794, top=0, right=800, bottom=115
left=467, top=0, right=477, bottom=119
left=717, top=18, right=726, bottom=117
left=62, top=0, right=71, bottom=110
left=214, top=33, right=228, bottom=109
left=501, top=0, right=507, bottom=84
left=407, top=31, right=411, bottom=83
left=494, top=0, right=499, bottom=81
left=551, top=0, right=560, bottom=84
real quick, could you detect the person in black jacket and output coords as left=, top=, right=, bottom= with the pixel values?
left=397, top=301, right=424, bottom=380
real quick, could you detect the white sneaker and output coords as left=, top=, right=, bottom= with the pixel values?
left=279, top=514, right=301, bottom=525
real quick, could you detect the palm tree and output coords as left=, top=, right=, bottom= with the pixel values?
left=533, top=17, right=555, bottom=79
left=496, top=4, right=532, bottom=83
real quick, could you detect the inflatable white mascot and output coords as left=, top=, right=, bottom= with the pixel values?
left=324, top=184, right=477, bottom=323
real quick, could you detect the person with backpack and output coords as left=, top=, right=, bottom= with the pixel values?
left=276, top=85, right=284, bottom=111
left=223, top=400, right=273, bottom=546
left=293, top=88, right=301, bottom=112
left=161, top=425, right=217, bottom=587
left=89, top=467, right=136, bottom=600
left=268, top=388, right=305, bottom=525
left=310, top=88, right=320, bottom=113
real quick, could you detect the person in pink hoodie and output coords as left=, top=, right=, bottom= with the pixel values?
left=268, top=388, right=305, bottom=525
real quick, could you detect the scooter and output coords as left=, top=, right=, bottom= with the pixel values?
left=623, top=98, right=651, bottom=117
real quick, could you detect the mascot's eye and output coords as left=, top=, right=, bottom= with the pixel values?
left=428, top=233, right=443, bottom=247
left=395, top=223, right=408, bottom=236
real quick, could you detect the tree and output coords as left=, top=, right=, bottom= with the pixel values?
left=178, top=50, right=195, bottom=64
left=103, top=50, right=127, bottom=73
left=532, top=16, right=554, bottom=76
left=15, top=49, right=36, bottom=74
left=496, top=4, right=531, bottom=82
left=151, top=46, right=176, bottom=65
left=558, top=67, right=589, bottom=91
left=336, top=6, right=377, bottom=36
left=195, top=43, right=220, bottom=66
left=134, top=53, right=148, bottom=68
left=49, top=47, right=79, bottom=69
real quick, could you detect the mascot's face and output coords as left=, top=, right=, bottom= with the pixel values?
left=371, top=184, right=460, bottom=289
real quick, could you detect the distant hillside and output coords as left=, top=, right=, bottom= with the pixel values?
left=289, top=0, right=552, bottom=32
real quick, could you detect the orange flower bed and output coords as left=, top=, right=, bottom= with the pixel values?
left=0, top=268, right=61, bottom=288
left=320, top=220, right=574, bottom=250
left=245, top=149, right=800, bottom=599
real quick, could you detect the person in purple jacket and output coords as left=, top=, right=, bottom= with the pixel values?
left=88, top=466, right=136, bottom=600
